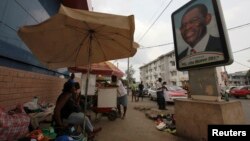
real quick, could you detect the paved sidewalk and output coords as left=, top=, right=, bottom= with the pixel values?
left=93, top=95, right=188, bottom=141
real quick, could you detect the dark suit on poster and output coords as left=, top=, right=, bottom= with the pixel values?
left=178, top=36, right=223, bottom=60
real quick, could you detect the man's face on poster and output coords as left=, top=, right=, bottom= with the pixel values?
left=180, top=7, right=211, bottom=47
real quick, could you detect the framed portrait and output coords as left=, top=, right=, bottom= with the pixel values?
left=171, top=0, right=233, bottom=70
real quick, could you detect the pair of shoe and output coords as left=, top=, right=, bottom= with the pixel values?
left=156, top=122, right=166, bottom=131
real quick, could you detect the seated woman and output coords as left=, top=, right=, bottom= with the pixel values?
left=53, top=81, right=101, bottom=136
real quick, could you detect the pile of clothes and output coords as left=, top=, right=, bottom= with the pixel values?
left=0, top=104, right=30, bottom=140
left=133, top=106, right=152, bottom=112
left=155, top=114, right=176, bottom=134
left=134, top=106, right=176, bottom=134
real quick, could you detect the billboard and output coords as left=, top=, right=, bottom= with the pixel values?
left=171, top=0, right=233, bottom=70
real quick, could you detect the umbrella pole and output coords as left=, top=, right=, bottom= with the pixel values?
left=83, top=32, right=93, bottom=138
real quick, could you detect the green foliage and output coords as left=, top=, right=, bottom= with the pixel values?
left=125, top=65, right=136, bottom=85
left=246, top=69, right=250, bottom=76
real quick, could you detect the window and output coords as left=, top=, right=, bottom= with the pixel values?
left=171, top=71, right=177, bottom=76
left=170, top=61, right=175, bottom=66
left=182, top=71, right=188, bottom=75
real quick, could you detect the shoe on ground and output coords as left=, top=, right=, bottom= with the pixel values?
left=156, top=122, right=166, bottom=130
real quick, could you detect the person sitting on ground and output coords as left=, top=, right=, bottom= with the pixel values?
left=53, top=81, right=101, bottom=137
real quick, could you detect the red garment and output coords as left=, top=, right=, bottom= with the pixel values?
left=0, top=105, right=30, bottom=140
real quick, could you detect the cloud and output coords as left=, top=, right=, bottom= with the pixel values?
left=92, top=0, right=250, bottom=81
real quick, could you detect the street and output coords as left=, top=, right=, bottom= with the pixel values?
left=93, top=95, right=249, bottom=141
left=229, top=97, right=250, bottom=124
left=93, top=95, right=186, bottom=141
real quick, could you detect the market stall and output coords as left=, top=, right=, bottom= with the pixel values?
left=69, top=61, right=125, bottom=120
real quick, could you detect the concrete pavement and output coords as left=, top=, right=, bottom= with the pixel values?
left=93, top=95, right=187, bottom=141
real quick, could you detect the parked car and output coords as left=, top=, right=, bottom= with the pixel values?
left=148, top=87, right=157, bottom=100
left=226, top=86, right=237, bottom=95
left=148, top=86, right=188, bottom=102
left=230, top=85, right=250, bottom=99
left=221, top=86, right=237, bottom=97
left=143, top=87, right=149, bottom=97
left=163, top=85, right=188, bottom=102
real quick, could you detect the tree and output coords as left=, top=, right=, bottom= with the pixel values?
left=125, top=65, right=135, bottom=84
left=246, top=69, right=250, bottom=76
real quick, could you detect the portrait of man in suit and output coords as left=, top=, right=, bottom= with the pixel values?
left=178, top=3, right=223, bottom=60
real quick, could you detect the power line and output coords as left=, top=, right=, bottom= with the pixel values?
left=234, top=61, right=250, bottom=69
left=140, top=42, right=173, bottom=49
left=138, top=0, right=173, bottom=42
left=138, top=22, right=250, bottom=49
left=227, top=23, right=250, bottom=30
left=233, top=47, right=250, bottom=53
left=136, top=0, right=169, bottom=40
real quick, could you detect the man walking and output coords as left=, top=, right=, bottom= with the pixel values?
left=138, top=81, right=144, bottom=101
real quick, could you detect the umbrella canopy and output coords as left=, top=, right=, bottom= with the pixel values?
left=18, top=5, right=138, bottom=131
left=18, top=4, right=138, bottom=69
left=69, top=61, right=125, bottom=78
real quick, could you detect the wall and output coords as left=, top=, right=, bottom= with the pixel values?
left=0, top=66, right=66, bottom=110
left=0, top=0, right=64, bottom=76
left=175, top=99, right=245, bottom=141
left=0, top=0, right=90, bottom=110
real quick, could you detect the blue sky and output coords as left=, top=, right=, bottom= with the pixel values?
left=92, top=0, right=250, bottom=81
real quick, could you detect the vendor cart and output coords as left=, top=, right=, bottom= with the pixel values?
left=68, top=61, right=124, bottom=121
left=92, top=87, right=118, bottom=121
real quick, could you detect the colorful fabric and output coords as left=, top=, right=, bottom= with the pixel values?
left=0, top=105, right=30, bottom=141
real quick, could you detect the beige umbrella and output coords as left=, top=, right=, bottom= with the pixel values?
left=18, top=4, right=137, bottom=69
left=18, top=5, right=138, bottom=136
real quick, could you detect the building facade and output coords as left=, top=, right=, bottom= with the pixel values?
left=228, top=70, right=249, bottom=86
left=0, top=0, right=90, bottom=109
left=139, top=51, right=189, bottom=87
left=139, top=50, right=224, bottom=88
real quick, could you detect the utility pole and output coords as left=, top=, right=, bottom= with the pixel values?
left=127, top=57, right=130, bottom=95
left=223, top=66, right=228, bottom=86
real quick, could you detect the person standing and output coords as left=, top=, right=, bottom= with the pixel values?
left=111, top=75, right=128, bottom=119
left=162, top=81, right=168, bottom=109
left=67, top=73, right=75, bottom=83
left=138, top=81, right=144, bottom=101
left=156, top=78, right=165, bottom=110
left=131, top=81, right=137, bottom=102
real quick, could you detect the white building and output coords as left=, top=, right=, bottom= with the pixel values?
left=139, top=50, right=224, bottom=88
left=228, top=71, right=249, bottom=86
left=139, top=51, right=189, bottom=87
